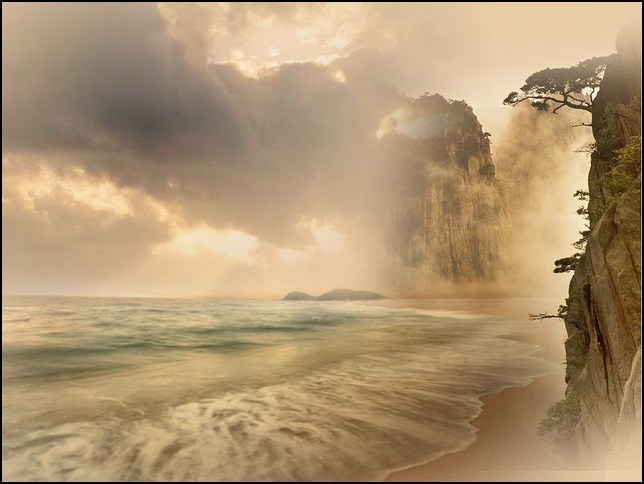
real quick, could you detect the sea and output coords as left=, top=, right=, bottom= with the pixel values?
left=2, top=295, right=556, bottom=481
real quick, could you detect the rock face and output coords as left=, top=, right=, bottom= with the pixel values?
left=563, top=23, right=641, bottom=465
left=380, top=95, right=509, bottom=290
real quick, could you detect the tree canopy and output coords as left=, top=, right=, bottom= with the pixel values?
left=504, top=55, right=614, bottom=114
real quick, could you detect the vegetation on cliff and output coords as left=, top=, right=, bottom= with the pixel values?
left=506, top=23, right=642, bottom=464
left=503, top=56, right=613, bottom=115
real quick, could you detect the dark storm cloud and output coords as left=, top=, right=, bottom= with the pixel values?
left=2, top=3, right=249, bottom=159
left=166, top=61, right=401, bottom=244
left=2, top=3, right=402, bottom=246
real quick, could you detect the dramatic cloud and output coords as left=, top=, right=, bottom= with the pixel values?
left=2, top=3, right=401, bottom=245
left=1, top=160, right=173, bottom=295
left=2, top=2, right=639, bottom=295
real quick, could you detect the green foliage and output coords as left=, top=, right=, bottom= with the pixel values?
left=555, top=287, right=583, bottom=321
left=504, top=56, right=614, bottom=113
left=553, top=187, right=590, bottom=273
left=575, top=206, right=589, bottom=216
left=554, top=253, right=582, bottom=273
left=538, top=393, right=581, bottom=457
left=591, top=135, right=641, bottom=220
left=572, top=229, right=590, bottom=251
left=615, top=135, right=642, bottom=173
left=597, top=135, right=640, bottom=202
left=574, top=142, right=596, bottom=154
left=557, top=304, right=568, bottom=317
left=603, top=169, right=636, bottom=198
left=574, top=189, right=591, bottom=249
left=594, top=125, right=621, bottom=161
left=573, top=189, right=589, bottom=201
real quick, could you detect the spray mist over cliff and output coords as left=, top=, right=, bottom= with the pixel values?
left=494, top=105, right=592, bottom=296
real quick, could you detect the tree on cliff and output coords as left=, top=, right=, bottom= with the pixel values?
left=504, top=56, right=614, bottom=114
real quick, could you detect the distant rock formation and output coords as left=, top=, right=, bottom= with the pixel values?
left=282, top=291, right=315, bottom=301
left=282, top=288, right=386, bottom=301
left=380, top=94, right=509, bottom=290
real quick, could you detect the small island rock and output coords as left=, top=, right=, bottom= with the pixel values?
left=282, top=291, right=316, bottom=301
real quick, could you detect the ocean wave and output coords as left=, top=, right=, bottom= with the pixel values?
left=2, top=297, right=557, bottom=482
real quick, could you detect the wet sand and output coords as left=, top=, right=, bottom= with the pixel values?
left=370, top=298, right=610, bottom=482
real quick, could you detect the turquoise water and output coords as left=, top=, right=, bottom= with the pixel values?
left=2, top=296, right=553, bottom=481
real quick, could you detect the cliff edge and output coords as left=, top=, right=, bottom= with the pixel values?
left=563, top=23, right=641, bottom=467
left=380, top=94, right=509, bottom=291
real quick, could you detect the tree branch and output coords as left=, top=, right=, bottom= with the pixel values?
left=552, top=102, right=567, bottom=114
left=511, top=94, right=593, bottom=113
left=529, top=312, right=564, bottom=321
left=567, top=94, right=590, bottom=106
left=505, top=56, right=611, bottom=115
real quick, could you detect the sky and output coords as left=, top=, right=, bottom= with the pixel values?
left=2, top=2, right=641, bottom=297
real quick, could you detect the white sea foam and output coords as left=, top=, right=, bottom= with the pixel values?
left=2, top=296, right=557, bottom=481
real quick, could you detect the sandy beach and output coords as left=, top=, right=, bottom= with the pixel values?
left=369, top=298, right=610, bottom=482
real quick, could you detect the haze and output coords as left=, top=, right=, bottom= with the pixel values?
left=2, top=2, right=639, bottom=297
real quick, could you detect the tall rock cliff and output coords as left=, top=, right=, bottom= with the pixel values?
left=563, top=24, right=641, bottom=465
left=379, top=95, right=509, bottom=291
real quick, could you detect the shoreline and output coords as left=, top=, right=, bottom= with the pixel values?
left=369, top=298, right=607, bottom=482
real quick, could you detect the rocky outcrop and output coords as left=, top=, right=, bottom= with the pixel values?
left=380, top=95, right=509, bottom=291
left=283, top=291, right=315, bottom=301
left=283, top=289, right=386, bottom=301
left=563, top=23, right=641, bottom=465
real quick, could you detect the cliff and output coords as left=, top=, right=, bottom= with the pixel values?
left=563, top=23, right=641, bottom=466
left=380, top=95, right=509, bottom=291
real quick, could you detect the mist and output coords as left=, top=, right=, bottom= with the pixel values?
left=1, top=3, right=637, bottom=297
left=494, top=105, right=592, bottom=297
